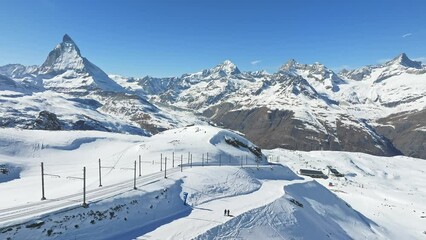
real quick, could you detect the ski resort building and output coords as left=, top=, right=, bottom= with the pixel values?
left=327, top=166, right=344, bottom=177
left=299, top=169, right=327, bottom=178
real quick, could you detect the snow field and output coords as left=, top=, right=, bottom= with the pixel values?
left=0, top=126, right=424, bottom=239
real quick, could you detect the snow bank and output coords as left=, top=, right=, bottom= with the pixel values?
left=196, top=181, right=383, bottom=240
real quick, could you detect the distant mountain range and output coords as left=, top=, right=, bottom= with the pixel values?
left=1, top=35, right=425, bottom=159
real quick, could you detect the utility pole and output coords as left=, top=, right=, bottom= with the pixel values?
left=164, top=157, right=167, bottom=178
left=66, top=167, right=88, bottom=207
left=133, top=161, right=137, bottom=190
left=40, top=162, right=60, bottom=200
left=160, top=153, right=163, bottom=171
left=139, top=155, right=142, bottom=177
left=41, top=162, right=46, bottom=200
left=83, top=167, right=87, bottom=207
left=180, top=154, right=183, bottom=172
left=98, top=158, right=114, bottom=187
left=98, top=159, right=102, bottom=187
left=119, top=163, right=137, bottom=190
left=77, top=167, right=88, bottom=207
left=172, top=152, right=175, bottom=168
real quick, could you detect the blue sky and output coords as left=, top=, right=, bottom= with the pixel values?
left=0, top=0, right=425, bottom=77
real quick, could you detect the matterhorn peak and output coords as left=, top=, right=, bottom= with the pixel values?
left=38, top=34, right=84, bottom=74
left=62, top=34, right=75, bottom=43
left=386, top=53, right=422, bottom=69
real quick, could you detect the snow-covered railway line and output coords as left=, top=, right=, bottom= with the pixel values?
left=0, top=167, right=181, bottom=226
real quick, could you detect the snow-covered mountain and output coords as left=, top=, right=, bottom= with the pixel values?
left=0, top=35, right=199, bottom=135
left=37, top=34, right=125, bottom=93
left=1, top=35, right=425, bottom=159
left=1, top=35, right=426, bottom=239
left=123, top=56, right=424, bottom=158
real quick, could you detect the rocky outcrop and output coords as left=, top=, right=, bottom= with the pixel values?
left=32, top=111, right=62, bottom=130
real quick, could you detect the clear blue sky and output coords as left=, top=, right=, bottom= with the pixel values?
left=1, top=0, right=425, bottom=77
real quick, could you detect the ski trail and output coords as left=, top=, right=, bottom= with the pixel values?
left=140, top=180, right=290, bottom=240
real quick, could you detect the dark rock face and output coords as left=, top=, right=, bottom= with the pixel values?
left=224, top=137, right=263, bottom=158
left=376, top=109, right=426, bottom=159
left=33, top=111, right=62, bottom=130
left=205, top=105, right=401, bottom=157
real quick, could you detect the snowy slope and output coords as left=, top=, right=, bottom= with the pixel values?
left=1, top=126, right=424, bottom=239
left=266, top=148, right=426, bottom=239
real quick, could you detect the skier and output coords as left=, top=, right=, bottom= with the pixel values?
left=227, top=209, right=230, bottom=216
left=224, top=209, right=226, bottom=216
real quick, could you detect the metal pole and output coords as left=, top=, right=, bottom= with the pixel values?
left=139, top=155, right=141, bottom=177
left=41, top=162, right=46, bottom=200
left=190, top=154, right=193, bottom=168
left=181, top=154, right=183, bottom=172
left=83, top=167, right=87, bottom=207
left=172, top=152, right=175, bottom=168
left=134, top=161, right=137, bottom=190
left=206, top=153, right=209, bottom=165
left=164, top=157, right=167, bottom=178
left=160, top=153, right=163, bottom=171
left=246, top=155, right=248, bottom=165
left=99, top=158, right=102, bottom=187
left=219, top=154, right=221, bottom=166
left=240, top=156, right=243, bottom=167
left=188, top=152, right=190, bottom=164
left=202, top=154, right=204, bottom=167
